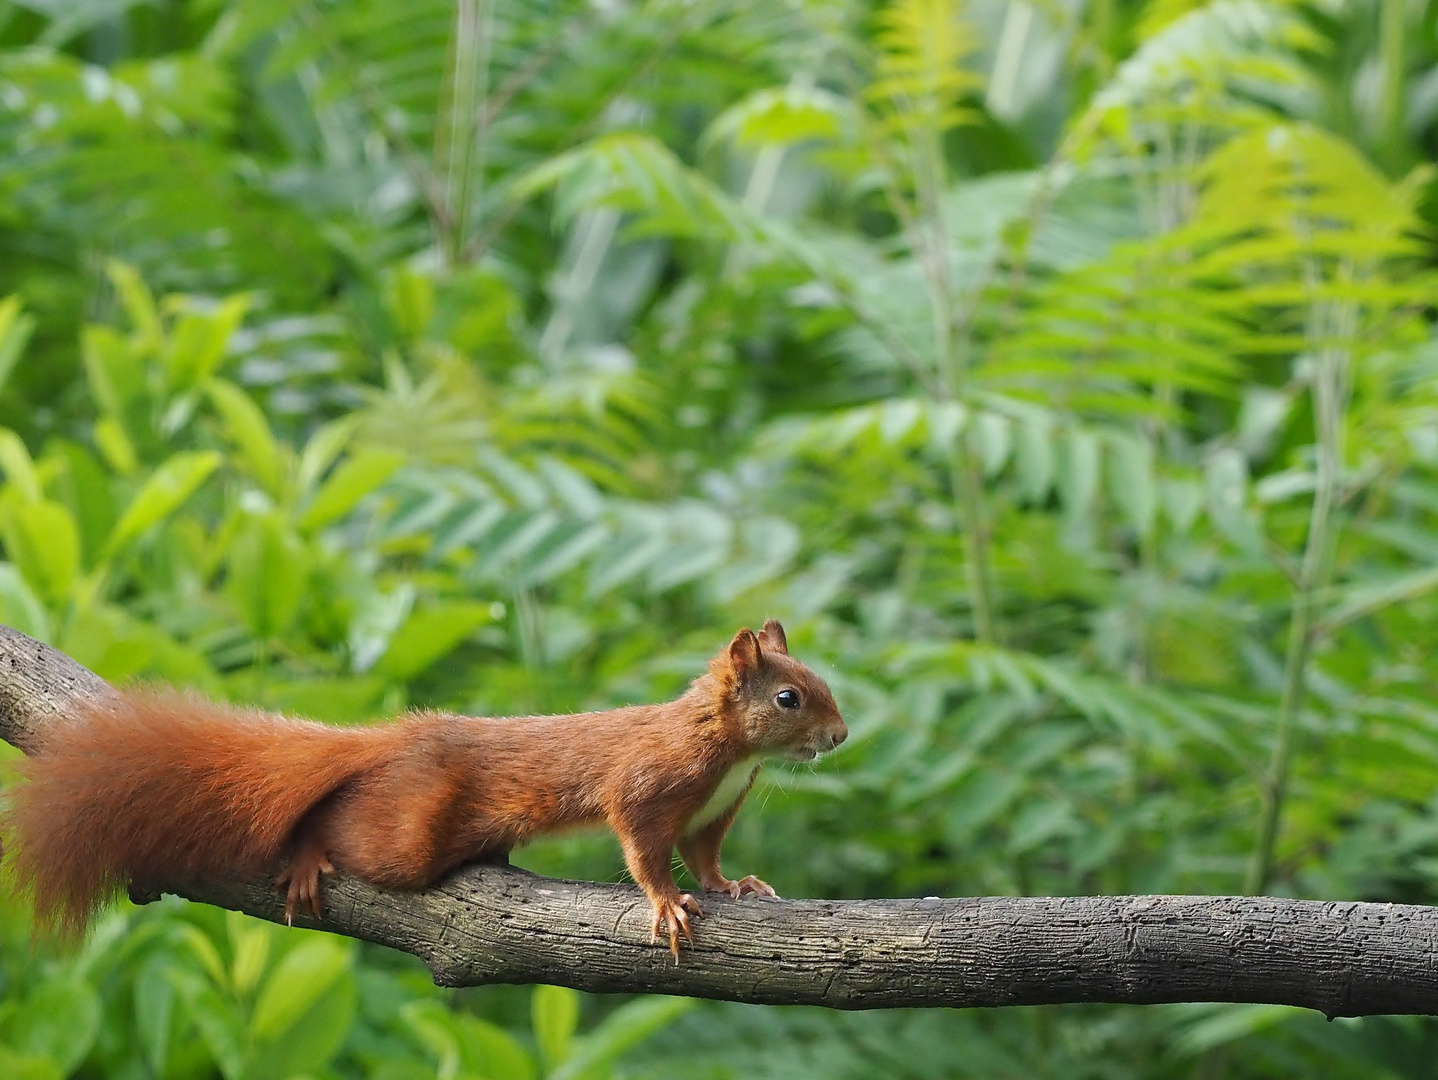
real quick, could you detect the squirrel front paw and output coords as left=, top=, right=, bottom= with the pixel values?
left=649, top=892, right=703, bottom=960
left=705, top=874, right=779, bottom=900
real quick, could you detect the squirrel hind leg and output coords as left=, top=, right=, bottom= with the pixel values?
left=276, top=843, right=335, bottom=925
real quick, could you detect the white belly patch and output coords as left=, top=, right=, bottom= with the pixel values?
left=688, top=757, right=763, bottom=832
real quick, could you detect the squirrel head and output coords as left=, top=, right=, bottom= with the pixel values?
left=708, top=619, right=847, bottom=760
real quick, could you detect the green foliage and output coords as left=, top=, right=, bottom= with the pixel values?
left=3, top=0, right=1438, bottom=1076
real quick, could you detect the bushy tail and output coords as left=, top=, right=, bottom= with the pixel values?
left=1, top=690, right=401, bottom=936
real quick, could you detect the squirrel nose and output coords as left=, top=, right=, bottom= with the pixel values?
left=829, top=725, right=847, bottom=749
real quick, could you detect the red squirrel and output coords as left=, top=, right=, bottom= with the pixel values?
left=2, top=620, right=845, bottom=956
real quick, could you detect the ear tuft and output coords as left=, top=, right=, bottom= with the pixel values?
left=759, top=619, right=788, bottom=656
left=726, top=627, right=761, bottom=681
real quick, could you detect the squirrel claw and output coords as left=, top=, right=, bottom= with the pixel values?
left=731, top=875, right=779, bottom=899
left=276, top=852, right=335, bottom=925
left=707, top=874, right=779, bottom=900
left=649, top=893, right=703, bottom=960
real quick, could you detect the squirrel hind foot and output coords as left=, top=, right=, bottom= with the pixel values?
left=649, top=892, right=703, bottom=961
left=700, top=874, right=779, bottom=900
left=718, top=874, right=779, bottom=900
left=276, top=850, right=335, bottom=925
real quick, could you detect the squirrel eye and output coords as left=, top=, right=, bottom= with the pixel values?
left=775, top=689, right=800, bottom=710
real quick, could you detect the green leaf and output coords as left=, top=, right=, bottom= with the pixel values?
left=58, top=603, right=221, bottom=689
left=228, top=911, right=273, bottom=997
left=385, top=265, right=436, bottom=342
left=710, top=515, right=800, bottom=600
left=703, top=84, right=854, bottom=151
left=106, top=260, right=163, bottom=352
left=1007, top=798, right=1077, bottom=853
left=0, top=1048, right=62, bottom=1080
left=0, top=563, right=51, bottom=640
left=455, top=1014, right=536, bottom=1080
left=1162, top=478, right=1204, bottom=533
left=647, top=538, right=726, bottom=592
left=10, top=978, right=101, bottom=1075
left=400, top=1001, right=461, bottom=1079
left=298, top=449, right=405, bottom=531
left=374, top=600, right=494, bottom=681
left=82, top=324, right=146, bottom=419
left=0, top=429, right=41, bottom=503
left=1170, top=1003, right=1297, bottom=1058
left=866, top=0, right=983, bottom=136
left=0, top=295, right=36, bottom=399
left=254, top=676, right=387, bottom=723
left=1324, top=566, right=1438, bottom=630
left=514, top=522, right=611, bottom=588
left=207, top=378, right=287, bottom=496
left=226, top=511, right=309, bottom=640
left=161, top=294, right=250, bottom=393
left=476, top=509, right=561, bottom=569
left=166, top=967, right=246, bottom=1080
left=971, top=412, right=1012, bottom=478
left=946, top=770, right=1025, bottom=841
left=1107, top=435, right=1156, bottom=537
left=134, top=956, right=176, bottom=1077
left=1056, top=429, right=1100, bottom=522
left=55, top=604, right=152, bottom=682
left=549, top=996, right=694, bottom=1080
left=1204, top=448, right=1261, bottom=552
left=173, top=923, right=230, bottom=992
left=102, top=450, right=221, bottom=559
left=927, top=401, right=968, bottom=454
left=295, top=416, right=358, bottom=499
left=1013, top=414, right=1055, bottom=502
left=48, top=439, right=118, bottom=569
left=586, top=531, right=665, bottom=596
left=511, top=134, right=755, bottom=241
left=249, top=936, right=352, bottom=1043
left=348, top=583, right=416, bottom=673
left=248, top=969, right=356, bottom=1080
left=93, top=416, right=138, bottom=476
left=878, top=398, right=922, bottom=444
left=0, top=498, right=80, bottom=606
left=531, top=984, right=580, bottom=1071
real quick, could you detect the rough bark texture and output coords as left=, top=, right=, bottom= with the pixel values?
left=1, top=623, right=1435, bottom=1016
left=0, top=623, right=115, bottom=752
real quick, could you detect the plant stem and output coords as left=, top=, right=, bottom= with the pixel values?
left=950, top=442, right=998, bottom=645
left=1246, top=297, right=1352, bottom=893
left=436, top=0, right=494, bottom=266
left=1246, top=584, right=1317, bottom=894
left=1378, top=0, right=1407, bottom=170
left=903, top=77, right=1001, bottom=645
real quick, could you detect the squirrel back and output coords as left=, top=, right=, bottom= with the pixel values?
left=4, top=692, right=408, bottom=935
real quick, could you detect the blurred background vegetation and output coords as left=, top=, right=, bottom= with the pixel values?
left=1, top=0, right=1437, bottom=1075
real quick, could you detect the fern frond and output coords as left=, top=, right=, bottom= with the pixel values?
left=864, top=0, right=983, bottom=139
left=376, top=462, right=798, bottom=600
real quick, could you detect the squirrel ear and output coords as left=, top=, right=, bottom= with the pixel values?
left=725, top=628, right=762, bottom=681
left=758, top=619, right=788, bottom=655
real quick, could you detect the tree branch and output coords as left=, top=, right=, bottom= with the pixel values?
left=1, top=624, right=1435, bottom=1016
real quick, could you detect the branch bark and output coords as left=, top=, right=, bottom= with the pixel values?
left=1, top=623, right=1434, bottom=1016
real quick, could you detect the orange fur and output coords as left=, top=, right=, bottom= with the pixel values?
left=2, top=621, right=846, bottom=955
